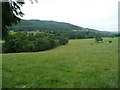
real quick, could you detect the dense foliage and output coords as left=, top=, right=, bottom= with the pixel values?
left=2, top=32, right=68, bottom=53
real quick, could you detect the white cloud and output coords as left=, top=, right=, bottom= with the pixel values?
left=21, top=0, right=119, bottom=31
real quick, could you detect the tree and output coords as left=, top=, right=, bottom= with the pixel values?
left=2, top=0, right=37, bottom=40
left=2, top=0, right=25, bottom=40
left=95, top=34, right=103, bottom=43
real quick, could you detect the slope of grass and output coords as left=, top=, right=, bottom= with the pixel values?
left=2, top=38, right=118, bottom=88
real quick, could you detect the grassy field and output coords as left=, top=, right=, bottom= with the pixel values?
left=2, top=37, right=118, bottom=88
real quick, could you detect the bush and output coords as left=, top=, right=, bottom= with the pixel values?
left=95, top=34, right=103, bottom=43
left=2, top=32, right=69, bottom=53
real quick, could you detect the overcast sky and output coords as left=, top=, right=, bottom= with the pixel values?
left=21, top=0, right=119, bottom=32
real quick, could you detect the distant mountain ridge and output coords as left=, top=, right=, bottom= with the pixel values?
left=9, top=19, right=113, bottom=35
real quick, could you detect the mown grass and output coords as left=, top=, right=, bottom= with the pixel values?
left=2, top=37, right=118, bottom=88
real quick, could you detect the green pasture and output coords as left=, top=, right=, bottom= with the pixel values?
left=2, top=37, right=118, bottom=88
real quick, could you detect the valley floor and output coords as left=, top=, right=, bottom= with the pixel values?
left=2, top=37, right=118, bottom=88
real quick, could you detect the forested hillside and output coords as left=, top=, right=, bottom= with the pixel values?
left=9, top=19, right=114, bottom=38
left=9, top=19, right=82, bottom=31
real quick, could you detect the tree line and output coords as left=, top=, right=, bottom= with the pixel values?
left=38, top=30, right=115, bottom=39
left=2, top=32, right=68, bottom=53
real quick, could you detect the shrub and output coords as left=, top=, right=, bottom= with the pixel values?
left=95, top=34, right=103, bottom=43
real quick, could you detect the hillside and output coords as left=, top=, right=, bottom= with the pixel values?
left=9, top=19, right=83, bottom=31
left=9, top=19, right=112, bottom=35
